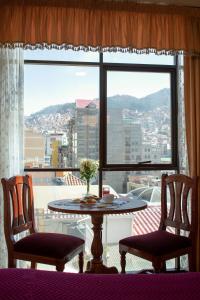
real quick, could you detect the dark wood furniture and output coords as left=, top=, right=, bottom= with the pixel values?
left=1, top=175, right=85, bottom=272
left=119, top=174, right=198, bottom=273
left=48, top=197, right=147, bottom=274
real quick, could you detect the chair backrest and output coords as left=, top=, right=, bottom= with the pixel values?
left=159, top=174, right=197, bottom=236
left=1, top=175, right=36, bottom=248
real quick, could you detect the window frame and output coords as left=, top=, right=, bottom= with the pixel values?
left=100, top=63, right=178, bottom=171
left=24, top=52, right=179, bottom=196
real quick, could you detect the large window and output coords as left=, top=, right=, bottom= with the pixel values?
left=25, top=51, right=177, bottom=174
left=24, top=50, right=178, bottom=272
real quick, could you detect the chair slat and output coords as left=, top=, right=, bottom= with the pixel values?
left=23, top=184, right=29, bottom=224
left=167, top=182, right=175, bottom=221
left=174, top=181, right=183, bottom=224
left=16, top=183, right=24, bottom=226
left=182, top=185, right=191, bottom=230
left=10, top=186, right=19, bottom=229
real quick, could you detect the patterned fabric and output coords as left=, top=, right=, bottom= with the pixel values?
left=0, top=269, right=199, bottom=300
left=0, top=48, right=24, bottom=267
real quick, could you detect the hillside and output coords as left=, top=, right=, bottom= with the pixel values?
left=107, top=88, right=170, bottom=111
left=25, top=88, right=170, bottom=132
left=25, top=102, right=75, bottom=132
left=29, top=102, right=76, bottom=117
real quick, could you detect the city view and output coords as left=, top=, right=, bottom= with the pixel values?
left=24, top=88, right=171, bottom=191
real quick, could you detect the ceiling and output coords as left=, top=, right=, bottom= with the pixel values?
left=118, top=0, right=200, bottom=7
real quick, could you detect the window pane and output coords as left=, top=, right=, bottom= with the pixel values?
left=103, top=52, right=174, bottom=65
left=24, top=65, right=99, bottom=168
left=106, top=71, right=171, bottom=164
left=24, top=49, right=99, bottom=62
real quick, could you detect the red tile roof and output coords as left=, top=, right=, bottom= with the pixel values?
left=64, top=173, right=85, bottom=186
left=76, top=99, right=99, bottom=109
left=132, top=206, right=174, bottom=235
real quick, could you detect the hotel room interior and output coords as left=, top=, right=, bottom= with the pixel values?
left=0, top=0, right=200, bottom=299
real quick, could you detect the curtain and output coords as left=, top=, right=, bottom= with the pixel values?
left=184, top=56, right=200, bottom=271
left=177, top=56, right=188, bottom=174
left=0, top=0, right=200, bottom=55
left=0, top=48, right=24, bottom=267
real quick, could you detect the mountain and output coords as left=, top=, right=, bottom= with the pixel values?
left=29, top=102, right=75, bottom=117
left=107, top=88, right=170, bottom=111
left=139, top=88, right=170, bottom=110
left=25, top=88, right=170, bottom=132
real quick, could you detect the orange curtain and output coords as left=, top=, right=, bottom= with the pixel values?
left=0, top=0, right=200, bottom=54
left=184, top=56, right=200, bottom=270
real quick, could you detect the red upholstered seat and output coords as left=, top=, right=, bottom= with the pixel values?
left=14, top=233, right=84, bottom=259
left=120, top=231, right=192, bottom=257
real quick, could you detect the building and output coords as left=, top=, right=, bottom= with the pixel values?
left=24, top=128, right=45, bottom=168
left=45, top=132, right=67, bottom=167
left=75, top=99, right=99, bottom=166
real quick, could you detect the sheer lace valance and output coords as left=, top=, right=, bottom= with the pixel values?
left=0, top=0, right=200, bottom=55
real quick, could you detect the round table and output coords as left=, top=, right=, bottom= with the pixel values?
left=48, top=197, right=147, bottom=274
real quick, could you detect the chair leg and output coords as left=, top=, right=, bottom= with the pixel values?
left=31, top=261, right=37, bottom=269
left=79, top=252, right=84, bottom=273
left=56, top=264, right=65, bottom=272
left=175, top=256, right=181, bottom=271
left=152, top=261, right=163, bottom=273
left=161, top=261, right=166, bottom=272
left=120, top=251, right=126, bottom=274
left=188, top=252, right=196, bottom=272
left=8, top=256, right=16, bottom=268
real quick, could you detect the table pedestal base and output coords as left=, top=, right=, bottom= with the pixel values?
left=85, top=214, right=118, bottom=274
left=86, top=260, right=118, bottom=274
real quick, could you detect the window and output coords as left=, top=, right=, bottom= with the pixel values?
left=24, top=50, right=178, bottom=272
left=25, top=50, right=177, bottom=172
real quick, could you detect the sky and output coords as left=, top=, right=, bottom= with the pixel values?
left=24, top=50, right=172, bottom=116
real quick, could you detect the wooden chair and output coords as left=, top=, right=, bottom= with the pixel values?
left=119, top=174, right=198, bottom=273
left=1, top=175, right=85, bottom=272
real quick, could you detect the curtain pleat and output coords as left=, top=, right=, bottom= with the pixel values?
left=184, top=56, right=200, bottom=271
left=0, top=0, right=200, bottom=54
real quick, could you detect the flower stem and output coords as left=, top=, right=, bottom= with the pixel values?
left=87, top=179, right=90, bottom=194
